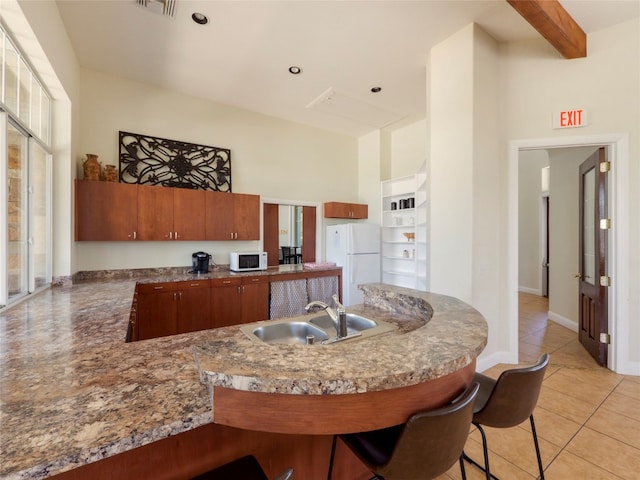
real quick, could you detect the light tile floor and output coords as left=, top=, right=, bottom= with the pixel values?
left=439, top=293, right=640, bottom=480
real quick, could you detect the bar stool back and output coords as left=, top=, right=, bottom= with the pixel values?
left=332, top=382, right=479, bottom=480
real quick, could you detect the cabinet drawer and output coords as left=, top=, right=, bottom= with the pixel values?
left=179, top=279, right=211, bottom=290
left=137, top=282, right=178, bottom=294
left=242, top=275, right=269, bottom=285
left=211, top=277, right=242, bottom=288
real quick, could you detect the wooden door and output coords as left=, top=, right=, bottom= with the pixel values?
left=177, top=281, right=211, bottom=333
left=234, top=193, right=261, bottom=240
left=302, top=206, right=316, bottom=263
left=137, top=184, right=174, bottom=240
left=241, top=277, right=270, bottom=323
left=75, top=180, right=137, bottom=240
left=263, top=203, right=280, bottom=266
left=211, top=278, right=243, bottom=328
left=137, top=283, right=178, bottom=340
left=578, top=148, right=608, bottom=366
left=205, top=191, right=235, bottom=240
left=174, top=188, right=206, bottom=240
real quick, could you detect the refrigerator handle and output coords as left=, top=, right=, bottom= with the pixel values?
left=349, top=259, right=356, bottom=284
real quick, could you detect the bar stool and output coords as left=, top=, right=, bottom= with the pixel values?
left=328, top=382, right=479, bottom=480
left=463, top=353, right=550, bottom=480
left=192, top=455, right=294, bottom=480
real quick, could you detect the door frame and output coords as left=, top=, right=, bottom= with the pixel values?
left=509, top=133, right=630, bottom=374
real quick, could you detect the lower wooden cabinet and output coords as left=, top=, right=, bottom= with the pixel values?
left=131, top=270, right=341, bottom=341
left=135, top=280, right=211, bottom=341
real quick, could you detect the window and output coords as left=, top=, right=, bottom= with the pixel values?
left=0, top=24, right=52, bottom=308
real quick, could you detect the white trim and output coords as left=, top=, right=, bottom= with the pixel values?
left=0, top=112, right=7, bottom=305
left=509, top=133, right=630, bottom=375
left=518, top=286, right=542, bottom=296
left=476, top=351, right=515, bottom=373
left=548, top=311, right=578, bottom=333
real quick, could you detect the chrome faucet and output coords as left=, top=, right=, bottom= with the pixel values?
left=304, top=295, right=348, bottom=338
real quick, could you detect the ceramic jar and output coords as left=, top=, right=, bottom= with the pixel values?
left=83, top=154, right=101, bottom=181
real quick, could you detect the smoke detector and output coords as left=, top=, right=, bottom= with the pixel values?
left=136, top=0, right=177, bottom=18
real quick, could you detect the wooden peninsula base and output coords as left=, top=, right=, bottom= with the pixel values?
left=51, top=363, right=474, bottom=480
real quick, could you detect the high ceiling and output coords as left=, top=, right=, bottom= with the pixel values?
left=55, top=0, right=639, bottom=137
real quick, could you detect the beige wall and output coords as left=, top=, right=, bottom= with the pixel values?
left=503, top=18, right=640, bottom=371
left=518, top=150, right=549, bottom=294
left=547, top=146, right=598, bottom=329
left=389, top=120, right=427, bottom=179
left=75, top=69, right=358, bottom=270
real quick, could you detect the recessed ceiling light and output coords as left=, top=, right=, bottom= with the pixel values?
left=371, top=86, right=382, bottom=93
left=288, top=66, right=303, bottom=75
left=192, top=12, right=208, bottom=25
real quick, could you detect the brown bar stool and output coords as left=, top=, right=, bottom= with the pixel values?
left=463, top=353, right=550, bottom=480
left=328, top=382, right=479, bottom=480
left=192, top=455, right=294, bottom=480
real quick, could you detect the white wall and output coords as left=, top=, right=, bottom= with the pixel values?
left=358, top=130, right=384, bottom=225
left=518, top=150, right=549, bottom=294
left=547, top=146, right=598, bottom=328
left=503, top=18, right=640, bottom=370
left=389, top=120, right=427, bottom=178
left=76, top=69, right=358, bottom=270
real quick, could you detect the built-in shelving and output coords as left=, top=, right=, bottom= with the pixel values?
left=381, top=162, right=429, bottom=290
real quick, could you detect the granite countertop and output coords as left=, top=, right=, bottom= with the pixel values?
left=0, top=267, right=487, bottom=480
left=194, top=283, right=488, bottom=395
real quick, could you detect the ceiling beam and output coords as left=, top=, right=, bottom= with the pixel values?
left=507, top=0, right=587, bottom=59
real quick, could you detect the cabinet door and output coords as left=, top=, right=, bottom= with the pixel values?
left=234, top=193, right=260, bottom=240
left=177, top=281, right=211, bottom=334
left=75, top=180, right=137, bottom=240
left=137, top=184, right=174, bottom=240
left=205, top=191, right=235, bottom=240
left=350, top=203, right=368, bottom=219
left=174, top=188, right=206, bottom=240
left=211, top=278, right=243, bottom=327
left=137, top=284, right=178, bottom=340
left=241, top=277, right=270, bottom=323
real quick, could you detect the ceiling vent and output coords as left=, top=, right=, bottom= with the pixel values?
left=136, top=0, right=177, bottom=18
left=306, top=87, right=404, bottom=129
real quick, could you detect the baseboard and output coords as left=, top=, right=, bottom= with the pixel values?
left=476, top=350, right=518, bottom=373
left=548, top=311, right=578, bottom=332
left=518, top=286, right=542, bottom=296
left=615, top=360, right=640, bottom=376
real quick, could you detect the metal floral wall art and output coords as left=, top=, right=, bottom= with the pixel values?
left=118, top=131, right=232, bottom=191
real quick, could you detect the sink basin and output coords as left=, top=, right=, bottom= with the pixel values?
left=309, top=313, right=378, bottom=336
left=240, top=312, right=397, bottom=346
left=251, top=321, right=329, bottom=345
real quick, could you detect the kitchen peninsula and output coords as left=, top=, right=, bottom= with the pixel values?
left=0, top=267, right=487, bottom=480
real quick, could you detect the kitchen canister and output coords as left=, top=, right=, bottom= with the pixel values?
left=391, top=201, right=397, bottom=210
left=83, top=154, right=101, bottom=181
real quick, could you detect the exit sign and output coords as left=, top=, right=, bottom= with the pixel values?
left=553, top=109, right=589, bottom=129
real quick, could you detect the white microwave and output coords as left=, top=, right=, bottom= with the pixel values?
left=229, top=252, right=268, bottom=272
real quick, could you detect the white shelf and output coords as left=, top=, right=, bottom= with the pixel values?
left=381, top=162, right=429, bottom=291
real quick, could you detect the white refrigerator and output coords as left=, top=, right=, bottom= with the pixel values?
left=326, top=223, right=381, bottom=306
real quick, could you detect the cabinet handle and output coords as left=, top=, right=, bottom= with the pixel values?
left=251, top=278, right=259, bottom=282
left=179, top=292, right=182, bottom=300
left=154, top=286, right=163, bottom=290
left=242, top=286, right=245, bottom=293
left=235, top=232, right=238, bottom=239
left=230, top=232, right=234, bottom=239
left=223, top=280, right=231, bottom=284
left=175, top=231, right=179, bottom=240
left=173, top=292, right=177, bottom=300
left=237, top=286, right=241, bottom=294
left=128, top=231, right=137, bottom=240
left=190, top=283, right=199, bottom=287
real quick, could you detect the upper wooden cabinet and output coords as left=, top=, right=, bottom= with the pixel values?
left=205, top=191, right=260, bottom=240
left=75, top=180, right=257, bottom=241
left=75, top=180, right=137, bottom=241
left=323, top=202, right=368, bottom=219
left=137, top=184, right=206, bottom=240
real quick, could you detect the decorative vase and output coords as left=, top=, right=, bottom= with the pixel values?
left=83, top=154, right=101, bottom=181
left=103, top=164, right=118, bottom=182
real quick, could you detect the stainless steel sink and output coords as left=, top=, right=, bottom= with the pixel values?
left=240, top=312, right=397, bottom=346
left=250, top=321, right=329, bottom=345
left=309, top=313, right=378, bottom=336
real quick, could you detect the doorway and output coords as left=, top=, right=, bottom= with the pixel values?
left=511, top=133, right=629, bottom=373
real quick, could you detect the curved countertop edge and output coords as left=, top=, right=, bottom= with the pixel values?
left=194, top=284, right=488, bottom=396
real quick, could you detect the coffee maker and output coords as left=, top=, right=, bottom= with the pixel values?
left=192, top=251, right=211, bottom=274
